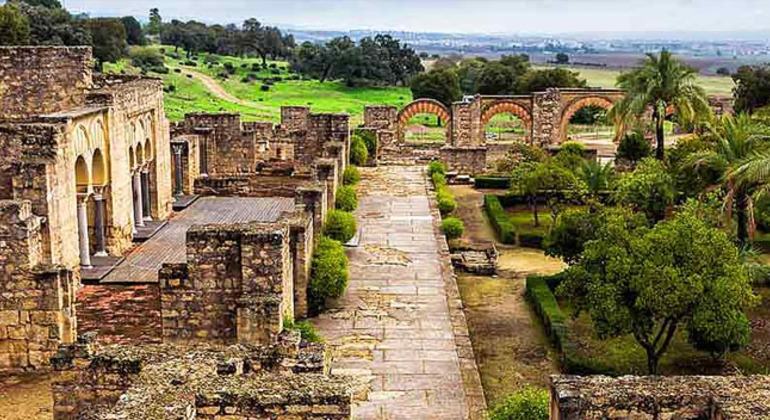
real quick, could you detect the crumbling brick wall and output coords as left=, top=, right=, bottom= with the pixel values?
left=0, top=47, right=93, bottom=121
left=159, top=222, right=292, bottom=346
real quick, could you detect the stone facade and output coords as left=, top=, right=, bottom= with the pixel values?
left=550, top=375, right=770, bottom=420
left=0, top=46, right=172, bottom=371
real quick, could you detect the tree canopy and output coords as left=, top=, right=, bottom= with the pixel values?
left=410, top=68, right=462, bottom=107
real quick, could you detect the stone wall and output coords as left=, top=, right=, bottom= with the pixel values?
left=159, top=222, right=291, bottom=346
left=0, top=200, right=77, bottom=370
left=440, top=147, right=488, bottom=175
left=171, top=136, right=201, bottom=196
left=51, top=335, right=359, bottom=420
left=195, top=173, right=315, bottom=198
left=0, top=47, right=93, bottom=121
left=550, top=375, right=770, bottom=420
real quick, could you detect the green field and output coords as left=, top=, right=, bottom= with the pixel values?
left=537, top=65, right=735, bottom=97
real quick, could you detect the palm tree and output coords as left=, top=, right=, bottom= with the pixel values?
left=579, top=160, right=614, bottom=199
left=610, top=50, right=711, bottom=160
left=690, top=114, right=769, bottom=246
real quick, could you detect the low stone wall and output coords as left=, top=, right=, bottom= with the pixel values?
left=51, top=333, right=361, bottom=420
left=440, top=147, right=488, bottom=175
left=550, top=375, right=770, bottom=419
left=195, top=173, right=314, bottom=198
left=76, top=284, right=162, bottom=345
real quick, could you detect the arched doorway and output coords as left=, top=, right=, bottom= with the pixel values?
left=480, top=102, right=532, bottom=143
left=398, top=99, right=452, bottom=143
left=559, top=97, right=615, bottom=144
left=74, top=155, right=92, bottom=267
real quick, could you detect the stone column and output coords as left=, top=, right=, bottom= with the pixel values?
left=172, top=144, right=184, bottom=197
left=93, top=190, right=107, bottom=257
left=141, top=168, right=152, bottom=221
left=77, top=196, right=92, bottom=268
left=200, top=138, right=208, bottom=176
left=133, top=171, right=145, bottom=228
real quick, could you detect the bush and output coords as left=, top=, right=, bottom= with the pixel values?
left=427, top=161, right=446, bottom=176
left=335, top=186, right=358, bottom=212
left=617, top=131, right=652, bottom=164
left=431, top=172, right=447, bottom=188
left=437, top=188, right=457, bottom=216
left=182, top=60, right=197, bottom=67
left=283, top=317, right=322, bottom=342
left=490, top=387, right=549, bottom=420
left=309, top=236, right=349, bottom=312
left=350, top=135, right=369, bottom=166
left=223, top=62, right=236, bottom=74
left=484, top=195, right=516, bottom=244
left=343, top=166, right=361, bottom=186
left=518, top=233, right=545, bottom=249
left=356, top=130, right=377, bottom=156
left=323, top=210, right=357, bottom=243
left=526, top=275, right=569, bottom=353
left=130, top=47, right=165, bottom=70
left=150, top=66, right=169, bottom=74
left=441, top=218, right=465, bottom=239
left=474, top=176, right=511, bottom=189
left=204, top=54, right=220, bottom=65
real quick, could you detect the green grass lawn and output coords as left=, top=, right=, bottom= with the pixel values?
left=107, top=47, right=412, bottom=124
left=536, top=65, right=735, bottom=97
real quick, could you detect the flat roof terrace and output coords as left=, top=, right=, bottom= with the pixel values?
left=100, top=197, right=295, bottom=284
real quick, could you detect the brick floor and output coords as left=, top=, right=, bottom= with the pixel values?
left=101, top=197, right=294, bottom=284
left=314, top=167, right=480, bottom=419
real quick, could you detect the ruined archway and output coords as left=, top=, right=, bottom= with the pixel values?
left=480, top=101, right=532, bottom=142
left=398, top=99, right=452, bottom=143
left=559, top=97, right=615, bottom=143
left=91, top=149, right=106, bottom=187
left=75, top=155, right=90, bottom=194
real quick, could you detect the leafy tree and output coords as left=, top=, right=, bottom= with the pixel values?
left=499, top=54, right=531, bottom=77
left=82, top=18, right=127, bottom=69
left=716, top=67, right=731, bottom=76
left=610, top=50, right=711, bottom=160
left=517, top=67, right=586, bottom=94
left=476, top=61, right=517, bottom=95
left=733, top=64, right=770, bottom=114
left=495, top=141, right=548, bottom=173
left=544, top=206, right=605, bottom=264
left=560, top=212, right=757, bottom=373
left=555, top=52, right=569, bottom=65
left=0, top=2, right=30, bottom=45
left=129, top=46, right=164, bottom=70
left=15, top=1, right=90, bottom=46
left=19, top=0, right=61, bottom=8
left=521, top=160, right=585, bottom=226
left=614, top=157, right=675, bottom=223
left=689, top=113, right=770, bottom=246
left=579, top=160, right=614, bottom=198
left=456, top=57, right=487, bottom=94
left=665, top=135, right=719, bottom=199
left=616, top=131, right=652, bottom=166
left=120, top=16, right=144, bottom=45
left=147, top=8, right=162, bottom=36
left=553, top=141, right=586, bottom=173
left=410, top=68, right=462, bottom=107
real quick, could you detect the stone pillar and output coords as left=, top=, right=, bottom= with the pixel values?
left=141, top=168, right=152, bottom=221
left=77, top=196, right=92, bottom=268
left=172, top=144, right=184, bottom=197
left=93, top=190, right=107, bottom=257
left=200, top=138, right=208, bottom=176
left=133, top=172, right=145, bottom=228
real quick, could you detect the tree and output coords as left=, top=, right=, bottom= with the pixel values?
left=120, top=16, right=144, bottom=45
left=555, top=52, right=569, bottom=65
left=410, top=69, right=462, bottom=107
left=615, top=157, right=675, bottom=223
left=544, top=206, right=605, bottom=265
left=0, top=2, right=30, bottom=45
left=476, top=61, right=517, bottom=95
left=689, top=113, right=770, bottom=246
left=560, top=212, right=757, bottom=374
left=82, top=18, right=127, bottom=69
left=19, top=0, right=61, bottom=8
left=579, top=160, right=613, bottom=198
left=733, top=64, right=770, bottom=114
left=521, top=160, right=585, bottom=226
left=616, top=131, right=652, bottom=166
left=517, top=67, right=586, bottom=94
left=611, top=50, right=711, bottom=160
left=716, top=67, right=731, bottom=76
left=147, top=8, right=162, bottom=36
left=456, top=57, right=488, bottom=94
left=15, top=1, right=90, bottom=46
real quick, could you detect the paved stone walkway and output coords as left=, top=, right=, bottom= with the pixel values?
left=314, top=167, right=486, bottom=419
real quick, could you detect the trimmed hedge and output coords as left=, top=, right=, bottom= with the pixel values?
left=519, top=233, right=545, bottom=249
left=428, top=161, right=446, bottom=176
left=526, top=274, right=618, bottom=375
left=474, top=176, right=512, bottom=190
left=350, top=135, right=369, bottom=166
left=322, top=210, right=357, bottom=243
left=437, top=188, right=457, bottom=215
left=431, top=172, right=447, bottom=188
left=309, top=236, right=350, bottom=313
left=342, top=165, right=361, bottom=186
left=441, top=217, right=465, bottom=239
left=484, top=195, right=516, bottom=244
left=335, top=186, right=358, bottom=212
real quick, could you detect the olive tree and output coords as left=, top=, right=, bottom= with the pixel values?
left=559, top=212, right=758, bottom=374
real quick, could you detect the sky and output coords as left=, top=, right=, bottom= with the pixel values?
left=57, top=0, right=770, bottom=36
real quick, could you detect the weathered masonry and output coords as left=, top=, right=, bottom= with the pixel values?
left=0, top=46, right=172, bottom=370
left=364, top=90, right=734, bottom=173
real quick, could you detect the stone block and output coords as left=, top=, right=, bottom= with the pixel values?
left=0, top=310, right=18, bottom=326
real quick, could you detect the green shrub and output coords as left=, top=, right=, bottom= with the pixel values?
left=357, top=130, right=377, bottom=156
left=427, top=161, right=447, bottom=176
left=335, top=186, right=358, bottom=212
left=525, top=275, right=569, bottom=353
left=309, top=236, right=349, bottom=312
left=350, top=135, right=369, bottom=166
left=130, top=46, right=165, bottom=69
left=441, top=217, right=465, bottom=239
left=484, top=195, right=516, bottom=244
left=490, top=387, right=549, bottom=420
left=437, top=188, right=457, bottom=216
left=617, top=131, right=652, bottom=164
left=343, top=165, right=361, bottom=186
left=431, top=172, right=447, bottom=188
left=323, top=210, right=357, bottom=243
left=474, top=176, right=511, bottom=189
left=519, top=233, right=545, bottom=249
left=283, top=317, right=322, bottom=342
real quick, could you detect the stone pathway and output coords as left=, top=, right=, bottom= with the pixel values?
left=314, top=167, right=486, bottom=419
